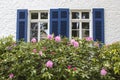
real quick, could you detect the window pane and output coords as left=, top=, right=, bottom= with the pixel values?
left=31, top=13, right=38, bottom=19
left=40, top=30, right=47, bottom=39
left=40, top=23, right=48, bottom=30
left=72, top=22, right=79, bottom=29
left=40, top=23, right=48, bottom=39
left=41, top=12, right=48, bottom=19
left=82, top=22, right=89, bottom=29
left=82, top=12, right=89, bottom=19
left=72, top=12, right=79, bottom=19
left=82, top=30, right=89, bottom=38
left=30, top=23, right=38, bottom=41
left=72, top=30, right=79, bottom=37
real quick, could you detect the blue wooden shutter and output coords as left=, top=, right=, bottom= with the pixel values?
left=50, top=9, right=69, bottom=38
left=59, top=9, right=69, bottom=38
left=50, top=9, right=59, bottom=36
left=93, top=8, right=104, bottom=43
left=17, top=9, right=28, bottom=42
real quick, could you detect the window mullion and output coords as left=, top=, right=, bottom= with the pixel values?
left=28, top=11, right=30, bottom=42
left=89, top=11, right=92, bottom=38
left=79, top=22, right=82, bottom=39
left=38, top=22, right=40, bottom=41
left=38, top=12, right=40, bottom=41
left=79, top=11, right=82, bottom=39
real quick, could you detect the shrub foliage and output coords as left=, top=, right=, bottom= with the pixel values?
left=0, top=35, right=120, bottom=80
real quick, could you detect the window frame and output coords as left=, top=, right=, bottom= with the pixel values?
left=70, top=9, right=92, bottom=39
left=27, top=9, right=92, bottom=42
left=28, top=10, right=49, bottom=42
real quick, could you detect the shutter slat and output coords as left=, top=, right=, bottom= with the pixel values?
left=60, top=9, right=69, bottom=38
left=17, top=9, right=28, bottom=42
left=50, top=9, right=59, bottom=36
left=93, top=8, right=104, bottom=43
left=50, top=9, right=69, bottom=38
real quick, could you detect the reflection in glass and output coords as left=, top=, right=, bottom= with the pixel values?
left=82, top=22, right=89, bottom=29
left=40, top=23, right=48, bottom=30
left=82, top=22, right=89, bottom=38
left=82, top=12, right=89, bottom=19
left=72, top=12, right=79, bottom=19
left=72, top=22, right=79, bottom=29
left=30, top=23, right=38, bottom=41
left=72, top=30, right=79, bottom=37
left=41, top=12, right=48, bottom=19
left=31, top=13, right=38, bottom=19
left=40, top=23, right=48, bottom=39
left=82, top=30, right=89, bottom=38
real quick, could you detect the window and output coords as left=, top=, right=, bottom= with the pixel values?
left=70, top=10, right=91, bottom=39
left=29, top=11, right=49, bottom=41
left=29, top=10, right=91, bottom=41
left=17, top=8, right=104, bottom=43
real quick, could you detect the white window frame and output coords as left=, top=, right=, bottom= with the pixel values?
left=70, top=9, right=92, bottom=39
left=27, top=9, right=92, bottom=42
left=28, top=10, right=49, bottom=42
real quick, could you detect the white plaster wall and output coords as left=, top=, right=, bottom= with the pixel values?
left=0, top=0, right=120, bottom=44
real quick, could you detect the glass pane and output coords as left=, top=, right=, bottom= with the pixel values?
left=82, top=22, right=89, bottom=29
left=30, top=23, right=38, bottom=41
left=72, top=12, right=79, bottom=19
left=31, top=13, right=38, bottom=19
left=40, top=23, right=48, bottom=30
left=40, top=30, right=47, bottom=39
left=40, top=23, right=48, bottom=39
left=72, top=30, right=79, bottom=37
left=82, top=30, right=89, bottom=38
left=31, top=23, right=38, bottom=30
left=41, top=12, right=48, bottom=19
left=82, top=12, right=89, bottom=19
left=72, top=22, right=79, bottom=29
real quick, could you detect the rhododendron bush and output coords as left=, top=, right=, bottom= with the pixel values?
left=0, top=35, right=120, bottom=80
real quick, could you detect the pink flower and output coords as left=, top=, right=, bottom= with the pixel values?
left=9, top=73, right=14, bottom=78
left=70, top=39, right=75, bottom=45
left=55, top=36, right=61, bottom=42
left=46, top=60, right=53, bottom=68
left=12, top=42, right=17, bottom=47
left=85, top=37, right=93, bottom=41
left=73, top=67, right=77, bottom=71
left=47, top=35, right=53, bottom=40
left=67, top=65, right=72, bottom=69
left=42, top=47, right=47, bottom=51
left=73, top=41, right=79, bottom=48
left=31, top=38, right=37, bottom=43
left=39, top=51, right=42, bottom=56
left=100, top=68, right=107, bottom=76
left=33, top=49, right=37, bottom=53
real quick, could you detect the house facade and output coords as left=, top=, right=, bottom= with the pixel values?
left=0, top=0, right=120, bottom=44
